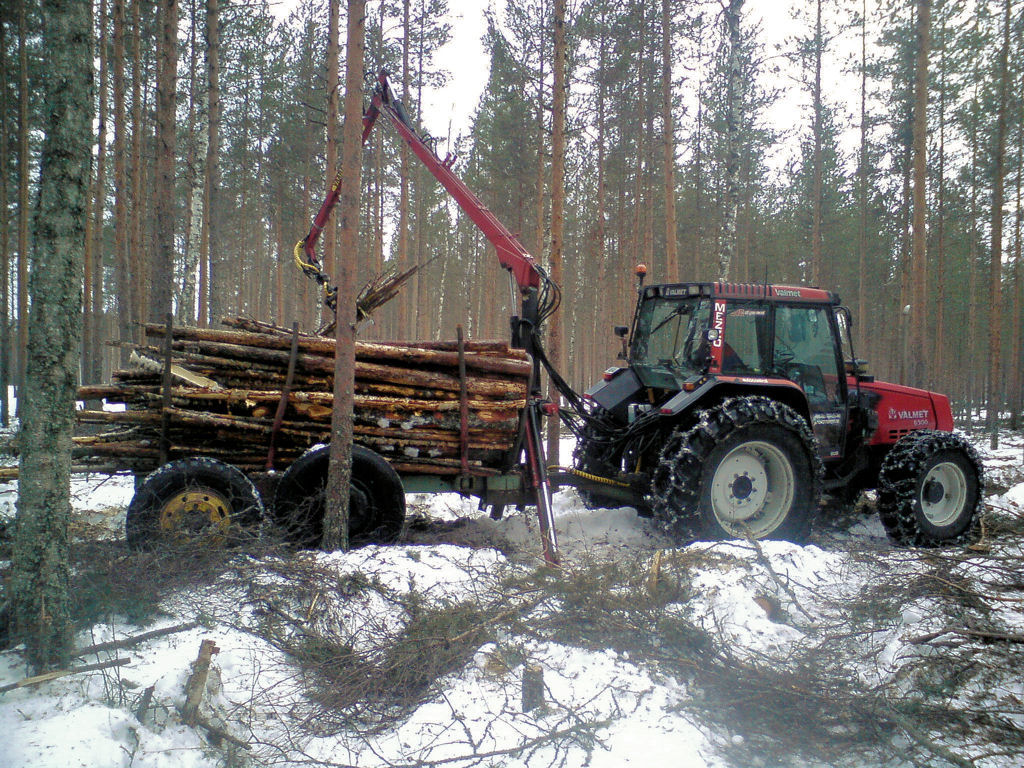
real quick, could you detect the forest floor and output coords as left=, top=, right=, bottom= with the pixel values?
left=1, top=425, right=1023, bottom=768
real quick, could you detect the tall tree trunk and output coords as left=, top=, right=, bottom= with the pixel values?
left=534, top=51, right=546, bottom=264
left=908, top=0, right=929, bottom=389
left=546, top=0, right=566, bottom=463
left=661, top=0, right=678, bottom=282
left=325, top=0, right=366, bottom=552
left=204, top=0, right=221, bottom=327
left=87, top=0, right=109, bottom=385
left=986, top=0, right=1010, bottom=448
left=810, top=0, right=823, bottom=286
left=179, top=0, right=206, bottom=323
left=0, top=18, right=9, bottom=426
left=324, top=0, right=340, bottom=282
left=719, top=0, right=743, bottom=281
left=413, top=10, right=428, bottom=339
left=934, top=6, right=946, bottom=395
left=856, top=0, right=867, bottom=354
left=967, top=86, right=979, bottom=411
left=1010, top=103, right=1022, bottom=430
left=151, top=0, right=179, bottom=323
left=17, top=0, right=30, bottom=407
left=112, top=0, right=131, bottom=362
left=129, top=0, right=145, bottom=337
left=397, top=0, right=411, bottom=338
left=12, top=0, right=92, bottom=671
left=592, top=9, right=608, bottom=382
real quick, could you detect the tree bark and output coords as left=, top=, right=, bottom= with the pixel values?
left=661, top=0, right=678, bottom=283
left=908, top=0, right=929, bottom=389
left=204, top=0, right=221, bottom=327
left=151, top=0, right=179, bottom=323
left=934, top=6, right=947, bottom=394
left=719, top=0, right=743, bottom=281
left=128, top=0, right=145, bottom=337
left=12, top=0, right=92, bottom=671
left=324, top=0, right=340, bottom=282
left=87, top=0, right=109, bottom=386
left=397, top=0, right=411, bottom=339
left=179, top=0, right=206, bottom=324
left=0, top=17, right=10, bottom=427
left=810, top=0, right=823, bottom=286
left=112, top=0, right=131, bottom=362
left=986, top=0, right=1010, bottom=448
left=324, top=0, right=365, bottom=552
left=545, top=0, right=566, bottom=464
left=17, top=0, right=30, bottom=406
left=856, top=0, right=867, bottom=354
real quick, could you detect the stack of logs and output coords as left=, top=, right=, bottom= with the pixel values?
left=74, top=318, right=531, bottom=476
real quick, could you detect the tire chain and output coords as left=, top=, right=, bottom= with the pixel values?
left=649, top=396, right=824, bottom=539
left=876, top=430, right=984, bottom=546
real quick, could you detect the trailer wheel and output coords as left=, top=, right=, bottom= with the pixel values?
left=126, top=458, right=264, bottom=550
left=650, top=396, right=822, bottom=542
left=272, top=444, right=405, bottom=549
left=876, top=431, right=983, bottom=546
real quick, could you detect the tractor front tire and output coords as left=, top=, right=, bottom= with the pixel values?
left=272, top=444, right=405, bottom=549
left=126, top=457, right=264, bottom=550
left=876, top=431, right=983, bottom=546
left=650, top=397, right=822, bottom=542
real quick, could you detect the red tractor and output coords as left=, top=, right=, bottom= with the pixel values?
left=291, top=72, right=983, bottom=556
left=572, top=278, right=984, bottom=546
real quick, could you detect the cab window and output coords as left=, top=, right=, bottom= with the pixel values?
left=773, top=304, right=842, bottom=407
left=721, top=303, right=769, bottom=374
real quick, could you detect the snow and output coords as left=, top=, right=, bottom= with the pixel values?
left=2, top=424, right=1024, bottom=767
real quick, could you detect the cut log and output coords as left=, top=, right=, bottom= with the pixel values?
left=75, top=317, right=529, bottom=477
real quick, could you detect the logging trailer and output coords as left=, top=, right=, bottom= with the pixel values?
left=110, top=72, right=982, bottom=562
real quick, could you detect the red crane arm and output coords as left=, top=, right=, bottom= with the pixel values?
left=369, top=73, right=542, bottom=292
left=298, top=106, right=381, bottom=273
left=297, top=71, right=543, bottom=294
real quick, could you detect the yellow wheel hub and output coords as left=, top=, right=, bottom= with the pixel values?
left=158, top=488, right=233, bottom=545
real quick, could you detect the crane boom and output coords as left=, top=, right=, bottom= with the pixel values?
left=298, top=71, right=544, bottom=297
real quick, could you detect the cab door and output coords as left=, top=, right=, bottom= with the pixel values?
left=772, top=304, right=848, bottom=459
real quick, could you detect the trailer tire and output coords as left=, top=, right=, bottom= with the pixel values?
left=876, top=431, right=983, bottom=546
left=650, top=396, right=822, bottom=542
left=126, top=457, right=264, bottom=550
left=272, top=444, right=405, bottom=549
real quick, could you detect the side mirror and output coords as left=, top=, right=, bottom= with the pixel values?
left=614, top=325, right=629, bottom=360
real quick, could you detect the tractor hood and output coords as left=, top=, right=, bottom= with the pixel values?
left=854, top=377, right=954, bottom=445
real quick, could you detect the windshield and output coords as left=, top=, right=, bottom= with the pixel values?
left=631, top=296, right=711, bottom=377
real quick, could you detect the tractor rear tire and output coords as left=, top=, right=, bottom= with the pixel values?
left=876, top=431, right=983, bottom=546
left=650, top=396, right=822, bottom=542
left=272, top=444, right=405, bottom=549
left=126, top=457, right=264, bottom=550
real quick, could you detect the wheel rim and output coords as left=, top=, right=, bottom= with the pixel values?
left=159, top=487, right=233, bottom=545
left=920, top=461, right=968, bottom=527
left=709, top=440, right=795, bottom=537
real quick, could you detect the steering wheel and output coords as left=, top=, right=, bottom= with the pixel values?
left=774, top=337, right=797, bottom=371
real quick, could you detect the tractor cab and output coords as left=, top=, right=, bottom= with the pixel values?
left=592, top=282, right=853, bottom=460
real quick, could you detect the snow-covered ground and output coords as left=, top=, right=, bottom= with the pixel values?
left=1, top=426, right=1023, bottom=768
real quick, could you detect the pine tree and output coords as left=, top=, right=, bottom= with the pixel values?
left=12, top=0, right=93, bottom=671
